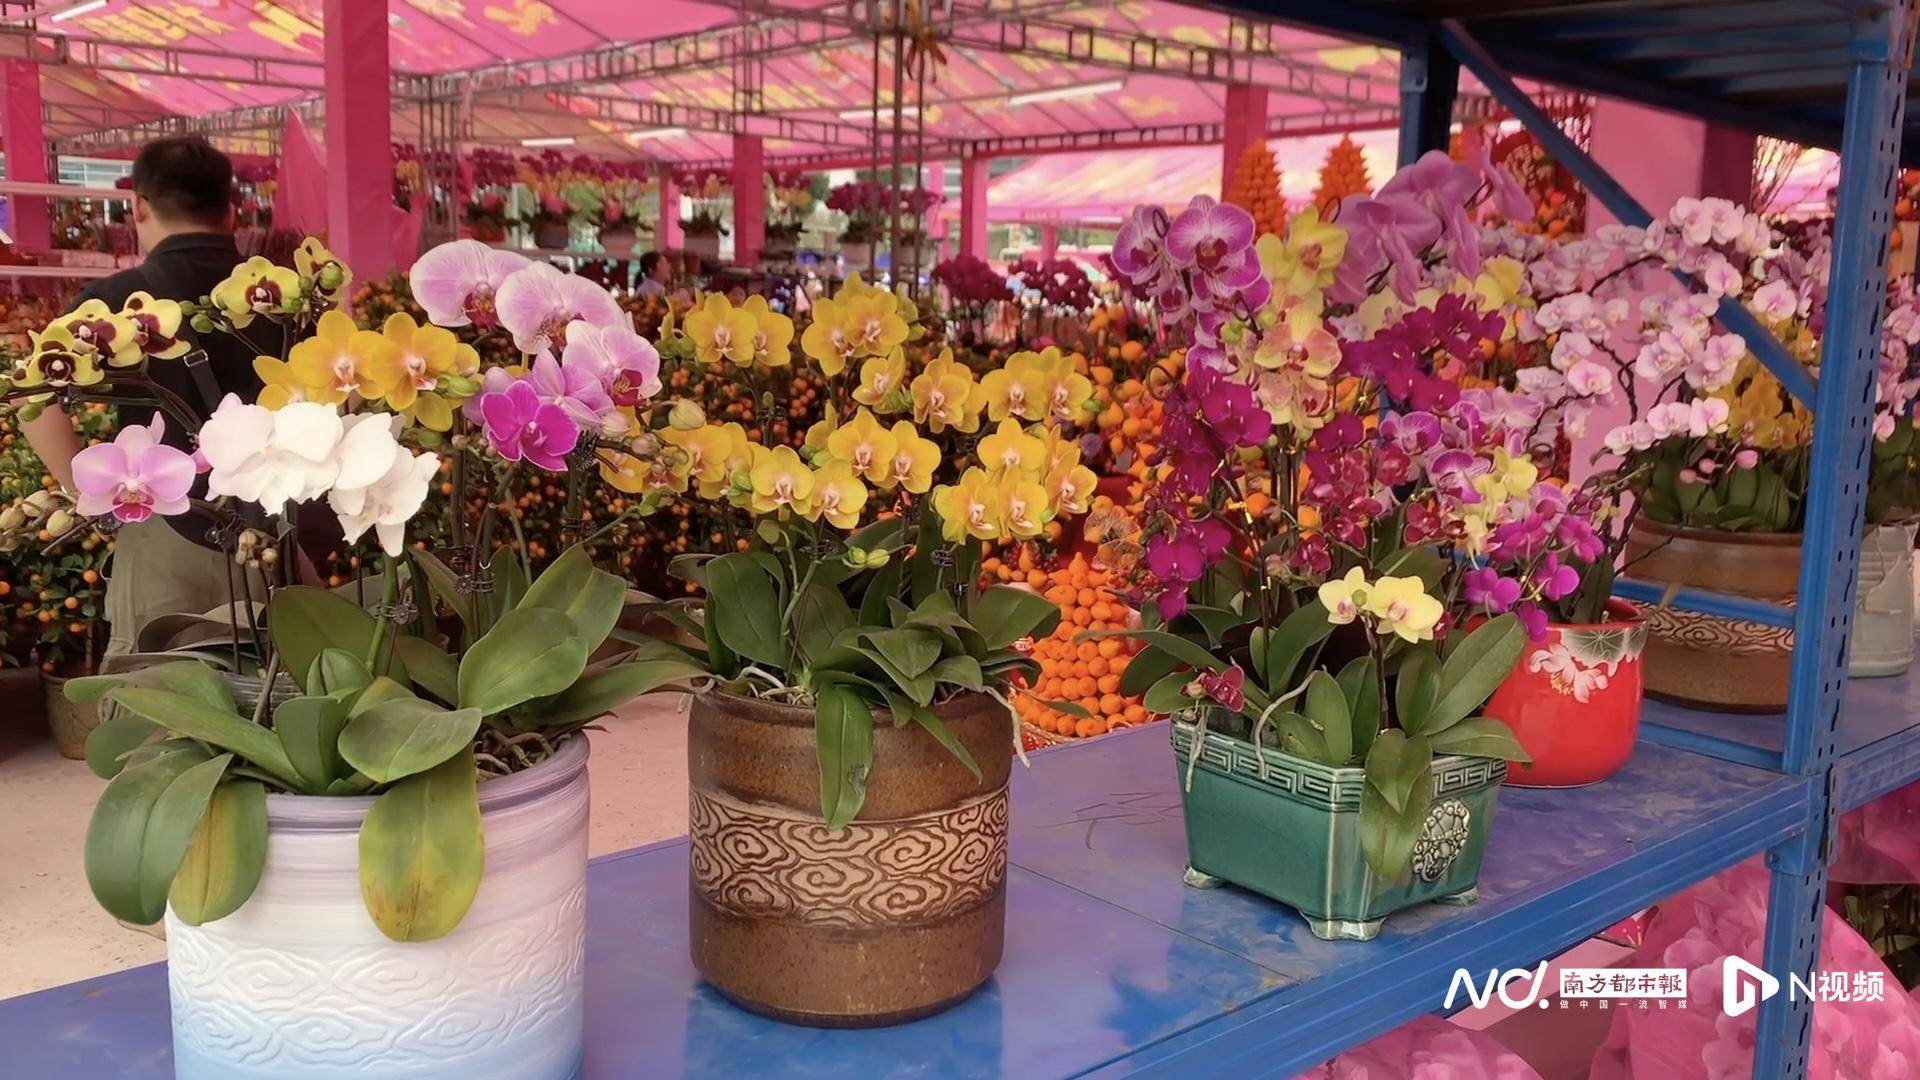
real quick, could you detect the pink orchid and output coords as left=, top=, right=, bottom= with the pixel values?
left=494, top=261, right=625, bottom=354
left=71, top=415, right=198, bottom=524
left=409, top=240, right=531, bottom=328
left=561, top=320, right=661, bottom=407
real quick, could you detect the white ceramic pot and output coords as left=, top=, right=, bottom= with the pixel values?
left=599, top=226, right=637, bottom=259
left=166, top=738, right=590, bottom=1079
left=1853, top=523, right=1917, bottom=677
left=683, top=231, right=721, bottom=262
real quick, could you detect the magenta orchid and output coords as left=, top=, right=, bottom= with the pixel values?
left=480, top=378, right=580, bottom=472
left=71, top=415, right=198, bottom=524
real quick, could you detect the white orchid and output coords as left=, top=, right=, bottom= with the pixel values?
left=197, top=395, right=411, bottom=517
left=328, top=414, right=438, bottom=556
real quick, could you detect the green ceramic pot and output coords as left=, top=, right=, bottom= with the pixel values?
left=1171, top=716, right=1506, bottom=941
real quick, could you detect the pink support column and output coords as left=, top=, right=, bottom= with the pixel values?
left=1220, top=84, right=1270, bottom=200
left=959, top=155, right=989, bottom=260
left=657, top=166, right=681, bottom=249
left=732, top=134, right=764, bottom=265
left=3, top=61, right=49, bottom=251
left=922, top=161, right=946, bottom=242
left=324, top=0, right=393, bottom=277
left=1040, top=224, right=1059, bottom=262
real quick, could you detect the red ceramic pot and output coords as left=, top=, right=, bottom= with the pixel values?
left=1485, top=600, right=1647, bottom=788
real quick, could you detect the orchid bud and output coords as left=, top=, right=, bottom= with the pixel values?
left=863, top=548, right=890, bottom=568
left=0, top=505, right=25, bottom=531
left=756, top=520, right=782, bottom=545
left=23, top=489, right=55, bottom=512
left=439, top=373, right=477, bottom=397
left=844, top=545, right=869, bottom=568
left=190, top=312, right=216, bottom=334
left=669, top=400, right=706, bottom=431
left=44, top=509, right=74, bottom=537
left=316, top=263, right=346, bottom=293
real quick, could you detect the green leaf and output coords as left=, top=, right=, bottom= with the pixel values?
left=518, top=543, right=626, bottom=652
left=910, top=705, right=983, bottom=780
left=1337, top=656, right=1381, bottom=763
left=1428, top=613, right=1526, bottom=734
left=273, top=695, right=350, bottom=793
left=270, top=587, right=379, bottom=691
left=706, top=552, right=787, bottom=666
left=1428, top=717, right=1532, bottom=763
left=414, top=548, right=480, bottom=636
left=854, top=644, right=936, bottom=706
left=859, top=557, right=903, bottom=627
left=931, top=655, right=984, bottom=691
left=1182, top=604, right=1245, bottom=646
left=394, top=637, right=458, bottom=704
left=457, top=607, right=589, bottom=716
left=104, top=687, right=301, bottom=788
left=908, top=512, right=944, bottom=606
left=169, top=779, right=267, bottom=926
left=1360, top=764, right=1432, bottom=880
left=794, top=583, right=857, bottom=663
left=1142, top=671, right=1193, bottom=715
left=82, top=747, right=214, bottom=924
left=1035, top=698, right=1094, bottom=719
left=1120, top=645, right=1183, bottom=697
left=1303, top=670, right=1353, bottom=765
left=358, top=748, right=484, bottom=942
left=538, top=656, right=708, bottom=727
left=1395, top=649, right=1441, bottom=734
left=83, top=715, right=162, bottom=780
left=483, top=545, right=530, bottom=630
left=338, top=699, right=484, bottom=784
left=309, top=648, right=372, bottom=699
left=1264, top=600, right=1335, bottom=693
left=814, top=685, right=875, bottom=829
left=864, top=627, right=942, bottom=678
left=1365, top=729, right=1431, bottom=815
left=971, top=586, right=1062, bottom=650
left=66, top=661, right=234, bottom=713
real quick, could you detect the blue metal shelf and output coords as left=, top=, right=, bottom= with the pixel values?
left=0, top=725, right=1813, bottom=1078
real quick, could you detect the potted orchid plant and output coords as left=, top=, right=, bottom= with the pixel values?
left=9, top=236, right=691, bottom=1079
left=615, top=275, right=1098, bottom=1025
left=1101, top=157, right=1550, bottom=939
left=676, top=167, right=731, bottom=262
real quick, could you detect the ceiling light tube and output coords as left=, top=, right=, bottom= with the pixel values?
left=1006, top=79, right=1125, bottom=107
left=50, top=0, right=108, bottom=21
left=520, top=136, right=577, bottom=148
left=627, top=127, right=688, bottom=141
left=837, top=105, right=921, bottom=121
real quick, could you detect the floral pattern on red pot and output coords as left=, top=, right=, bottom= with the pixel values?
left=1485, top=600, right=1646, bottom=788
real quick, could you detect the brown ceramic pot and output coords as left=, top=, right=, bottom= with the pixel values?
left=1624, top=519, right=1800, bottom=713
left=687, top=690, right=1011, bottom=1027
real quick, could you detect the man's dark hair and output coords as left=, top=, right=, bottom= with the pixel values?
left=638, top=251, right=664, bottom=277
left=131, top=137, right=233, bottom=228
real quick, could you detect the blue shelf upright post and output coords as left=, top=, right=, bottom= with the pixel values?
left=1756, top=4, right=1915, bottom=1075
left=1397, top=29, right=1458, bottom=167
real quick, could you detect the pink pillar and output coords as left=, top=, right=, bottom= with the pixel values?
left=732, top=134, right=764, bottom=265
left=1040, top=224, right=1059, bottom=262
left=1220, top=84, right=1270, bottom=200
left=324, top=0, right=393, bottom=277
left=922, top=161, right=947, bottom=240
left=3, top=61, right=49, bottom=251
left=657, top=166, right=680, bottom=249
left=959, top=155, right=989, bottom=260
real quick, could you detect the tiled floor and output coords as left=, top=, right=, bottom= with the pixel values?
left=0, top=681, right=694, bottom=999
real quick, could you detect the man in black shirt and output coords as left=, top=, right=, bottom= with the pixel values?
left=23, top=137, right=278, bottom=657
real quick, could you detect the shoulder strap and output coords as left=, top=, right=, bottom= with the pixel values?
left=134, top=254, right=226, bottom=416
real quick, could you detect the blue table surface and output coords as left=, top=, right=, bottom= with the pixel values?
left=0, top=723, right=1812, bottom=1079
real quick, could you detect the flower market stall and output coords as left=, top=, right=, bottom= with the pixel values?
left=0, top=2, right=1918, bottom=1079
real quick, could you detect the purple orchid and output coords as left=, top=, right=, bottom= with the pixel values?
left=528, top=351, right=621, bottom=437
left=562, top=319, right=662, bottom=407
left=1166, top=195, right=1265, bottom=314
left=409, top=239, right=532, bottom=328
left=1196, top=665, right=1247, bottom=712
left=1145, top=513, right=1230, bottom=620
left=480, top=378, right=580, bottom=472
left=72, top=415, right=197, bottom=523
left=1194, top=370, right=1271, bottom=448
left=1462, top=568, right=1522, bottom=613
left=1111, top=206, right=1174, bottom=291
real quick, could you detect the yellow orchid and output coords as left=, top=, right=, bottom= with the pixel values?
left=1473, top=446, right=1539, bottom=505
left=885, top=420, right=940, bottom=494
left=363, top=312, right=479, bottom=430
left=742, top=295, right=794, bottom=368
left=1046, top=461, right=1099, bottom=517
left=825, top=407, right=898, bottom=484
left=979, top=350, right=1050, bottom=423
left=210, top=256, right=301, bottom=328
left=977, top=417, right=1046, bottom=477
left=294, top=237, right=352, bottom=303
left=685, top=293, right=758, bottom=367
left=1000, top=476, right=1055, bottom=539
left=1363, top=575, right=1444, bottom=643
left=932, top=467, right=1003, bottom=542
left=599, top=443, right=687, bottom=495
left=120, top=291, right=189, bottom=359
left=1470, top=257, right=1526, bottom=313
left=1258, top=206, right=1348, bottom=297
left=909, top=350, right=984, bottom=434
left=664, top=423, right=744, bottom=499
left=1317, top=567, right=1370, bottom=625
left=254, top=310, right=381, bottom=409
left=12, top=325, right=103, bottom=391
left=840, top=289, right=909, bottom=360
left=748, top=444, right=816, bottom=515
left=808, top=460, right=869, bottom=530
left=1037, top=423, right=1082, bottom=475
left=799, top=294, right=857, bottom=375
left=1030, top=346, right=1095, bottom=424
left=804, top=403, right=840, bottom=456
left=55, top=300, right=143, bottom=368
left=852, top=348, right=908, bottom=412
